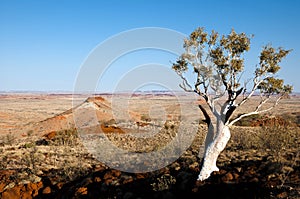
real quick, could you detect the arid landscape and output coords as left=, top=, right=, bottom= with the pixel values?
left=0, top=92, right=299, bottom=198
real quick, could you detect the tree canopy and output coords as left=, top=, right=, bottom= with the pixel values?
left=172, top=27, right=292, bottom=181
left=172, top=27, right=292, bottom=126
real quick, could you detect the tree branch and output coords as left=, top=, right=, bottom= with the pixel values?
left=177, top=72, right=193, bottom=92
left=256, top=95, right=282, bottom=114
left=176, top=70, right=219, bottom=117
left=228, top=111, right=258, bottom=127
left=199, top=105, right=211, bottom=127
left=237, top=77, right=264, bottom=107
left=228, top=95, right=282, bottom=126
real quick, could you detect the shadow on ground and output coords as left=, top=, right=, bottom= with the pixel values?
left=33, top=157, right=299, bottom=199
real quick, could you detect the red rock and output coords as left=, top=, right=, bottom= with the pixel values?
left=42, top=186, right=51, bottom=194
left=1, top=182, right=43, bottom=199
left=103, top=173, right=112, bottom=180
left=57, top=115, right=66, bottom=120
left=277, top=192, right=288, bottom=199
left=44, top=131, right=56, bottom=140
left=112, top=170, right=121, bottom=177
left=123, top=177, right=133, bottom=184
left=159, top=167, right=170, bottom=174
left=94, top=164, right=106, bottom=172
left=24, top=182, right=43, bottom=198
left=218, top=169, right=227, bottom=175
left=0, top=170, right=16, bottom=192
left=136, top=122, right=149, bottom=127
left=222, top=172, right=234, bottom=182
left=75, top=187, right=88, bottom=196
left=35, top=182, right=43, bottom=196
left=21, top=190, right=32, bottom=199
left=56, top=182, right=64, bottom=190
left=94, top=177, right=101, bottom=183
left=233, top=172, right=239, bottom=180
left=101, top=124, right=125, bottom=134
left=103, top=170, right=121, bottom=180
left=0, top=183, right=6, bottom=193
left=136, top=173, right=146, bottom=179
left=2, top=186, right=21, bottom=199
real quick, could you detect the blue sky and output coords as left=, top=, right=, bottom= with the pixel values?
left=0, top=0, right=299, bottom=92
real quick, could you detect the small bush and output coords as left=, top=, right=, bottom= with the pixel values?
left=229, top=129, right=261, bottom=150
left=151, top=174, right=176, bottom=191
left=141, top=114, right=151, bottom=122
left=23, top=142, right=35, bottom=148
left=0, top=133, right=16, bottom=146
left=50, top=129, right=78, bottom=146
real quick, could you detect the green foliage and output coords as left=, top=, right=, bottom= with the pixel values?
left=254, top=45, right=293, bottom=96
left=173, top=27, right=253, bottom=94
left=172, top=58, right=188, bottom=74
left=258, top=77, right=284, bottom=95
left=50, top=129, right=78, bottom=146
left=172, top=26, right=292, bottom=99
left=256, top=46, right=291, bottom=76
left=23, top=142, right=35, bottom=148
left=220, top=29, right=251, bottom=54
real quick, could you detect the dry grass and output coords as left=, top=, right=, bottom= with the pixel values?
left=0, top=93, right=299, bottom=198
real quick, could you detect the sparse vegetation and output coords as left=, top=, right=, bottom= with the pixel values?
left=49, top=128, right=79, bottom=146
left=0, top=94, right=299, bottom=198
left=151, top=174, right=176, bottom=191
left=0, top=133, right=16, bottom=146
left=260, top=125, right=294, bottom=155
left=230, top=125, right=299, bottom=152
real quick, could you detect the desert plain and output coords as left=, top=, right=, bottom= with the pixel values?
left=0, top=92, right=299, bottom=198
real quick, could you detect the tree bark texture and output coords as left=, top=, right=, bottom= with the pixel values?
left=198, top=117, right=231, bottom=181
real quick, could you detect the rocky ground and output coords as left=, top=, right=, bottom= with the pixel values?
left=0, top=122, right=299, bottom=199
left=0, top=94, right=299, bottom=198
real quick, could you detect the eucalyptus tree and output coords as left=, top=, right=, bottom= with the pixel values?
left=172, top=27, right=292, bottom=181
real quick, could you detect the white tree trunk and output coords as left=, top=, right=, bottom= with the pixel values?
left=198, top=117, right=231, bottom=181
left=204, top=122, right=214, bottom=153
